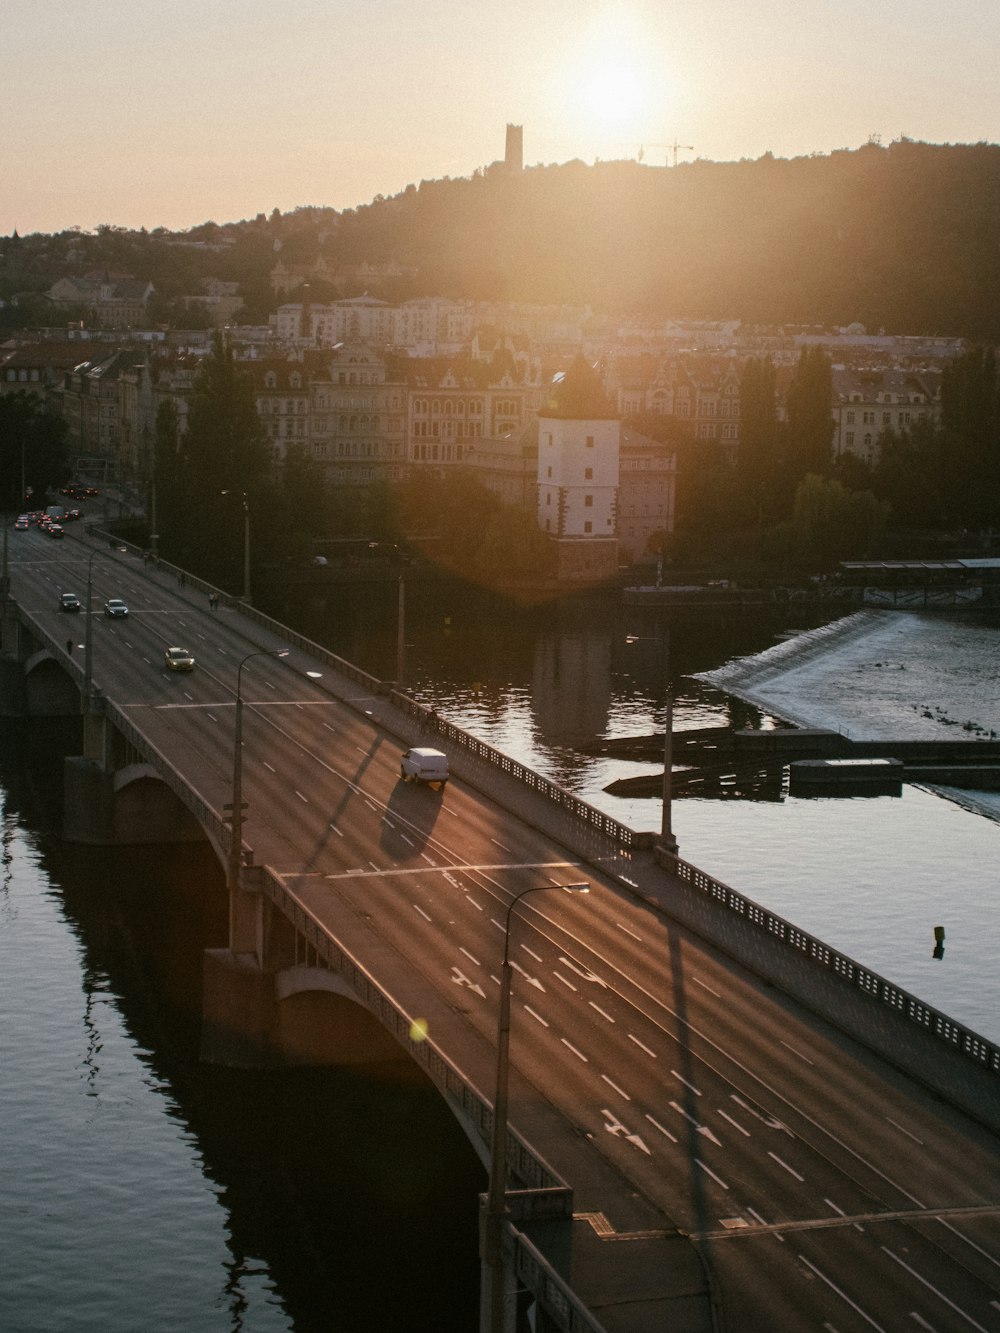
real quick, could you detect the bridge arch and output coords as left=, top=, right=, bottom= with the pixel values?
left=111, top=763, right=210, bottom=845
left=23, top=649, right=79, bottom=716
left=274, top=965, right=407, bottom=1066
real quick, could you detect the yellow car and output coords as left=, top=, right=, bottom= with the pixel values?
left=164, top=647, right=196, bottom=672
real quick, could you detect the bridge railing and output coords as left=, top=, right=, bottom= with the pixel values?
left=390, top=690, right=650, bottom=853
left=670, top=855, right=1000, bottom=1078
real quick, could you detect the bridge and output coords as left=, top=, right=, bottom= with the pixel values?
left=3, top=521, right=1000, bottom=1333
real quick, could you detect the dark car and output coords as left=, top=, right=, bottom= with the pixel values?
left=47, top=524, right=65, bottom=539
left=104, top=598, right=129, bottom=618
left=59, top=593, right=81, bottom=612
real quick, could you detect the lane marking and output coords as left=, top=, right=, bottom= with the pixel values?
left=693, top=976, right=721, bottom=998
left=694, top=1159, right=729, bottom=1190
left=769, top=1152, right=805, bottom=1182
left=524, top=1006, right=548, bottom=1027
left=628, top=1034, right=657, bottom=1058
left=672, top=1070, right=701, bottom=1096
left=781, top=1039, right=815, bottom=1066
left=885, top=1116, right=924, bottom=1145
left=561, top=1038, right=588, bottom=1062
left=615, top=922, right=642, bottom=942
left=881, top=1246, right=990, bottom=1332
left=460, top=947, right=480, bottom=966
left=553, top=972, right=578, bottom=992
left=601, top=1074, right=631, bottom=1100
left=825, top=1198, right=864, bottom=1233
left=645, top=1114, right=678, bottom=1144
left=414, top=905, right=431, bottom=922
left=589, top=1001, right=614, bottom=1022
left=294, top=790, right=308, bottom=803
left=797, top=1256, right=884, bottom=1330
left=717, top=1109, right=751, bottom=1137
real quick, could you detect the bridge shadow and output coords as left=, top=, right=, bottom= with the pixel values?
left=296, top=734, right=390, bottom=875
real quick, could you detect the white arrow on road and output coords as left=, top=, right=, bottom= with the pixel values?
left=601, top=1109, right=651, bottom=1156
left=558, top=956, right=607, bottom=987
left=451, top=967, right=485, bottom=997
left=669, top=1100, right=722, bottom=1146
left=511, top=960, right=545, bottom=991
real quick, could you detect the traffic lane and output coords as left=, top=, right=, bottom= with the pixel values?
left=530, top=867, right=1000, bottom=1228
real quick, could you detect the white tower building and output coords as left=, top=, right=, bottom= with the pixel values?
left=536, top=357, right=620, bottom=582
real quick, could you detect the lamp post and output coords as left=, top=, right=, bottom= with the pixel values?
left=484, top=880, right=589, bottom=1333
left=227, top=649, right=289, bottom=898
left=221, top=489, right=251, bottom=603
left=625, top=631, right=678, bottom=857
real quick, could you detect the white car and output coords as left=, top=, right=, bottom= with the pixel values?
left=399, top=747, right=449, bottom=787
left=164, top=646, right=195, bottom=672
left=104, top=598, right=129, bottom=618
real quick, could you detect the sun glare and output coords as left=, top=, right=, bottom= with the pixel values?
left=557, top=6, right=676, bottom=147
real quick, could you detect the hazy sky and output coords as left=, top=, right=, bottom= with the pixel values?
left=4, top=0, right=998, bottom=235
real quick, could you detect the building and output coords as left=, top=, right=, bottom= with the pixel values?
left=537, top=357, right=620, bottom=581
left=45, top=274, right=154, bottom=329
left=505, top=124, right=523, bottom=173
left=831, top=366, right=941, bottom=465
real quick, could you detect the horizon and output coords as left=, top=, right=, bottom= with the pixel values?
left=5, top=0, right=999, bottom=237
left=6, top=137, right=999, bottom=241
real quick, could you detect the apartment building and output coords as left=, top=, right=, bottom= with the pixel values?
left=831, top=367, right=942, bottom=464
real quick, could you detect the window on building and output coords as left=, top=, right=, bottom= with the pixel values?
left=584, top=467, right=593, bottom=479
left=846, top=410, right=855, bottom=424
left=584, top=521, right=592, bottom=534
left=586, top=435, right=594, bottom=448
left=584, top=495, right=593, bottom=507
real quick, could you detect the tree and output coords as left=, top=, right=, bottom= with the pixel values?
left=791, top=473, right=888, bottom=562
left=785, top=346, right=834, bottom=480
left=0, top=391, right=69, bottom=509
left=160, top=333, right=271, bottom=589
left=737, top=356, right=782, bottom=524
left=939, top=345, right=1000, bottom=528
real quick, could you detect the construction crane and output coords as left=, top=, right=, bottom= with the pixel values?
left=637, top=140, right=693, bottom=167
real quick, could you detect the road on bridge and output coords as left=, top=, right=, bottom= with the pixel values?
left=7, top=520, right=1000, bottom=1333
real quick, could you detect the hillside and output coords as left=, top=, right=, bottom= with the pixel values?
left=4, top=139, right=1000, bottom=339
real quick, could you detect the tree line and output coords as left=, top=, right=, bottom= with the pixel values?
left=6, top=139, right=1000, bottom=340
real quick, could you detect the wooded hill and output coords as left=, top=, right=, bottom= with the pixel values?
left=336, top=139, right=1000, bottom=337
left=5, top=139, right=1000, bottom=340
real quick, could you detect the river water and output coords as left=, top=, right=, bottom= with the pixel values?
left=4, top=583, right=998, bottom=1332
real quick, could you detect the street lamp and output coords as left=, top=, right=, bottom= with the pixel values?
left=227, top=649, right=289, bottom=897
left=625, top=631, right=678, bottom=857
left=484, top=880, right=589, bottom=1333
left=220, top=489, right=251, bottom=603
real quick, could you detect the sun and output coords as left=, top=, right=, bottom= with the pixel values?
left=580, top=58, right=648, bottom=125
left=557, top=6, right=673, bottom=141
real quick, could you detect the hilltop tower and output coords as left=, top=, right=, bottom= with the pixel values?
left=505, top=124, right=523, bottom=172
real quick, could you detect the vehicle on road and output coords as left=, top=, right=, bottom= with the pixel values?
left=163, top=647, right=195, bottom=672
left=104, top=599, right=129, bottom=618
left=399, top=747, right=449, bottom=787
left=59, top=593, right=81, bottom=612
left=47, top=524, right=64, bottom=539
left=14, top=516, right=29, bottom=531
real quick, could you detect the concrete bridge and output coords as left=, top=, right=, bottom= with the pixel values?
left=3, top=525, right=1000, bottom=1333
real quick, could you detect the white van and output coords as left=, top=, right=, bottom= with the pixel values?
left=400, top=747, right=449, bottom=787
